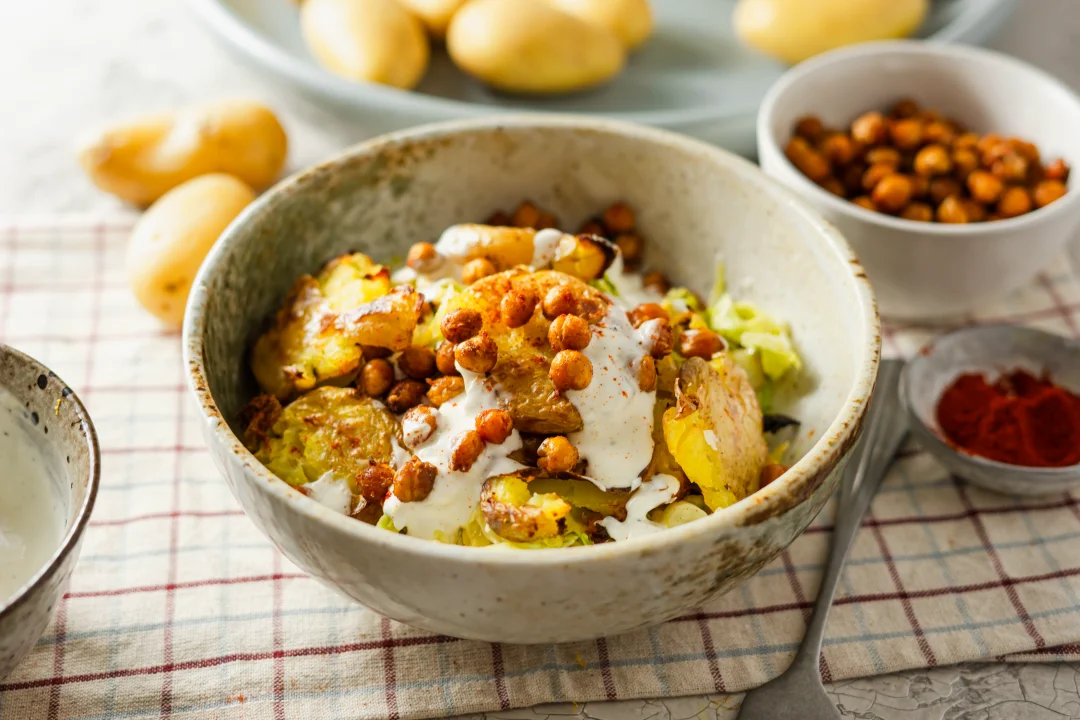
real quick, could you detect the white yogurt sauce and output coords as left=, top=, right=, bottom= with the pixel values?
left=600, top=474, right=681, bottom=542
left=566, top=303, right=656, bottom=491
left=305, top=472, right=352, bottom=515
left=383, top=367, right=525, bottom=540
left=605, top=255, right=663, bottom=310
left=0, top=389, right=65, bottom=604
left=530, top=228, right=564, bottom=268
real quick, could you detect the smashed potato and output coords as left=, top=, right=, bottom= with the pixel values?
left=436, top=224, right=539, bottom=269
left=662, top=356, right=767, bottom=510
left=481, top=474, right=572, bottom=542
left=242, top=386, right=400, bottom=490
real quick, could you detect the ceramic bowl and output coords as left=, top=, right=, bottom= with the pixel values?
left=0, top=345, right=99, bottom=680
left=184, top=116, right=880, bottom=644
left=758, top=40, right=1080, bottom=321
left=901, top=325, right=1080, bottom=496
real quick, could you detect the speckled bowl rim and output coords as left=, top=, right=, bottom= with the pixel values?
left=0, top=345, right=100, bottom=617
left=757, top=40, right=1080, bottom=236
left=183, top=114, right=881, bottom=565
left=900, top=324, right=1080, bottom=479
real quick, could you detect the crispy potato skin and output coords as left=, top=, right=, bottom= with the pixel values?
left=444, top=269, right=609, bottom=433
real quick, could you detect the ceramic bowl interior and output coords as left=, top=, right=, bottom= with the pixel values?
left=0, top=345, right=99, bottom=679
left=185, top=116, right=879, bottom=643
left=901, top=325, right=1080, bottom=496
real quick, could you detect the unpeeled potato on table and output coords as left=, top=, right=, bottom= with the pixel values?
left=398, top=0, right=469, bottom=38
left=734, top=0, right=928, bottom=65
left=126, top=174, right=256, bottom=327
left=548, top=0, right=653, bottom=50
left=301, top=0, right=430, bottom=89
left=76, top=100, right=287, bottom=207
left=447, top=0, right=625, bottom=95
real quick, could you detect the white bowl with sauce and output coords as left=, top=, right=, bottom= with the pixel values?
left=0, top=345, right=99, bottom=680
left=185, top=116, right=880, bottom=643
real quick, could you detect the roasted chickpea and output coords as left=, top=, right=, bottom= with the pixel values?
left=865, top=147, right=901, bottom=167
left=861, top=163, right=895, bottom=192
left=611, top=233, right=643, bottom=268
left=1045, top=158, right=1070, bottom=182
left=501, top=285, right=539, bottom=328
left=637, top=355, right=657, bottom=392
left=427, top=376, right=465, bottom=406
left=819, top=177, right=846, bottom=197
left=542, top=284, right=580, bottom=320
left=677, top=328, right=725, bottom=359
left=998, top=186, right=1033, bottom=218
left=852, top=195, right=876, bottom=211
left=991, top=153, right=1029, bottom=183
left=759, top=464, right=787, bottom=487
left=981, top=141, right=1013, bottom=168
left=386, top=379, right=427, bottom=413
left=406, top=242, right=441, bottom=272
left=360, top=358, right=394, bottom=397
left=1034, top=179, right=1068, bottom=208
left=578, top=218, right=606, bottom=236
left=642, top=271, right=670, bottom=295
left=537, top=436, right=578, bottom=473
left=394, top=456, right=437, bottom=503
left=475, top=408, right=513, bottom=444
left=784, top=137, right=830, bottom=183
left=549, top=349, right=592, bottom=391
left=398, top=346, right=437, bottom=380
left=936, top=196, right=969, bottom=224
left=888, top=118, right=924, bottom=150
left=441, top=308, right=482, bottom=344
left=923, top=121, right=956, bottom=146
left=890, top=98, right=919, bottom=118
left=820, top=134, right=858, bottom=166
left=455, top=332, right=498, bottom=374
left=929, top=177, right=963, bottom=205
left=871, top=174, right=914, bottom=214
left=977, top=133, right=1003, bottom=155
left=793, top=115, right=825, bottom=141
left=914, top=145, right=952, bottom=176
left=357, top=462, right=394, bottom=504
left=1009, top=138, right=1041, bottom=164
left=436, top=341, right=459, bottom=376
left=402, top=405, right=438, bottom=449
left=450, top=430, right=485, bottom=472
left=962, top=199, right=987, bottom=223
left=966, top=170, right=1004, bottom=204
left=953, top=132, right=980, bottom=151
left=362, top=345, right=393, bottom=360
left=534, top=210, right=558, bottom=230
left=485, top=210, right=512, bottom=226
left=951, top=148, right=979, bottom=182
left=511, top=200, right=542, bottom=228
left=900, top=202, right=934, bottom=222
left=462, top=257, right=496, bottom=285
left=640, top=317, right=674, bottom=358
left=602, top=202, right=636, bottom=234
left=851, top=111, right=887, bottom=146
left=841, top=163, right=868, bottom=195
left=909, top=174, right=930, bottom=199
left=629, top=303, right=668, bottom=327
left=548, top=314, right=591, bottom=352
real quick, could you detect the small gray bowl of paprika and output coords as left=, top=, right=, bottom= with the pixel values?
left=901, top=325, right=1080, bottom=496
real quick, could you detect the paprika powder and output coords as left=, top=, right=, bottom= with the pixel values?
left=936, top=369, right=1080, bottom=467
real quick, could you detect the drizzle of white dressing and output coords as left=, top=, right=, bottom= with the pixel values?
left=305, top=472, right=352, bottom=515
left=566, top=303, right=656, bottom=491
left=383, top=367, right=524, bottom=540
left=401, top=414, right=432, bottom=449
left=0, top=389, right=66, bottom=604
left=600, top=474, right=681, bottom=542
left=605, top=255, right=663, bottom=311
left=434, top=224, right=487, bottom=260
left=530, top=228, right=564, bottom=268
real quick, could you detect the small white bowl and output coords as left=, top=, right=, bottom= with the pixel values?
left=758, top=40, right=1080, bottom=322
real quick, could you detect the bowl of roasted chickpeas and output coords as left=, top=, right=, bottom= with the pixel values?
left=758, top=40, right=1080, bottom=321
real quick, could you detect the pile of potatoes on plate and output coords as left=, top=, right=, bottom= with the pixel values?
left=299, top=0, right=653, bottom=94
left=76, top=100, right=289, bottom=326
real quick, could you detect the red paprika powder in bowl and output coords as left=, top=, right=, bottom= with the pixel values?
left=901, top=325, right=1080, bottom=496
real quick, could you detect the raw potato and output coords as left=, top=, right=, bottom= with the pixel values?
left=76, top=100, right=287, bottom=206
left=126, top=174, right=255, bottom=327
left=733, top=0, right=928, bottom=65
left=548, top=0, right=653, bottom=50
left=398, top=0, right=469, bottom=38
left=447, top=0, right=625, bottom=95
left=301, top=0, right=430, bottom=89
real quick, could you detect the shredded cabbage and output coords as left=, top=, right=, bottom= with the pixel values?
left=589, top=275, right=618, bottom=296
left=706, top=269, right=800, bottom=382
left=411, top=278, right=464, bottom=348
left=376, top=514, right=401, bottom=533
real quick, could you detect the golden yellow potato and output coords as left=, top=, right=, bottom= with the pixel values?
left=548, top=0, right=653, bottom=50
left=446, top=0, right=625, bottom=95
left=76, top=100, right=287, bottom=206
left=301, top=0, right=430, bottom=89
left=734, top=0, right=928, bottom=65
left=398, top=0, right=469, bottom=38
left=125, top=174, right=255, bottom=327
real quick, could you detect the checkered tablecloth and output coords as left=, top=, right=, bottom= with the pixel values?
left=2, top=218, right=1080, bottom=720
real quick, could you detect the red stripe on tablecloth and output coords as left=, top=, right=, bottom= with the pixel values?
left=0, top=636, right=460, bottom=692
left=694, top=615, right=726, bottom=693
left=1007, top=643, right=1080, bottom=657
left=65, top=573, right=306, bottom=598
left=89, top=510, right=244, bottom=527
left=159, top=380, right=188, bottom=718
left=490, top=644, right=510, bottom=709
left=779, top=550, right=833, bottom=683
left=1038, top=272, right=1080, bottom=338
left=957, top=485, right=1046, bottom=649
left=272, top=553, right=286, bottom=720
left=380, top=617, right=400, bottom=720
left=45, top=601, right=67, bottom=720
left=595, top=637, right=617, bottom=700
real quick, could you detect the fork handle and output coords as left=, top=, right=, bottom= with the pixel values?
left=789, top=360, right=909, bottom=673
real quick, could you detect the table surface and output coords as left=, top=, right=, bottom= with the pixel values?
left=3, top=1, right=1080, bottom=717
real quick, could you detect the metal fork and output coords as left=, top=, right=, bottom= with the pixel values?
left=737, top=359, right=909, bottom=720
